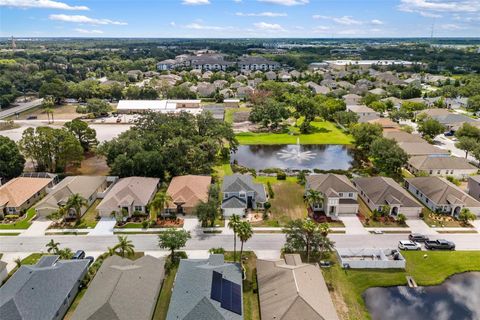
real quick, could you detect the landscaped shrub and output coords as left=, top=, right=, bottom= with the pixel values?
left=277, top=172, right=287, bottom=180
left=209, top=247, right=225, bottom=254
left=267, top=182, right=275, bottom=199
left=141, top=220, right=149, bottom=229
left=397, top=213, right=407, bottom=225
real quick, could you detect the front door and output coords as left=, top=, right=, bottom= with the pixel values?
left=247, top=196, right=253, bottom=209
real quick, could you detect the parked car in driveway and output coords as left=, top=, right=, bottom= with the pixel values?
left=409, top=233, right=429, bottom=242
left=72, top=250, right=86, bottom=260
left=398, top=240, right=421, bottom=251
left=425, top=239, right=455, bottom=250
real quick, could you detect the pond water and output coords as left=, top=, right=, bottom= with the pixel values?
left=231, top=144, right=354, bottom=171
left=364, top=272, right=480, bottom=320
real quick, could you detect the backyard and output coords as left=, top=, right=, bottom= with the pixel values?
left=0, top=208, right=36, bottom=230
left=235, top=120, right=353, bottom=145
left=322, top=251, right=480, bottom=320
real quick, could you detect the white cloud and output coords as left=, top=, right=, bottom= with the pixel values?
left=440, top=23, right=465, bottom=30
left=0, top=0, right=88, bottom=10
left=258, top=0, right=308, bottom=6
left=419, top=11, right=442, bottom=17
left=253, top=21, right=285, bottom=31
left=74, top=28, right=104, bottom=34
left=398, top=0, right=480, bottom=13
left=313, top=15, right=362, bottom=25
left=233, top=0, right=242, bottom=2
left=182, top=0, right=210, bottom=5
left=49, top=14, right=127, bottom=25
left=371, top=19, right=383, bottom=25
left=236, top=11, right=287, bottom=17
left=184, top=23, right=229, bottom=30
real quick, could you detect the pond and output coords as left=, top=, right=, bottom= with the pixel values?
left=364, top=272, right=480, bottom=320
left=231, top=144, right=354, bottom=171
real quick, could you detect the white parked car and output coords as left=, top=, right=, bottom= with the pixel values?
left=398, top=240, right=421, bottom=251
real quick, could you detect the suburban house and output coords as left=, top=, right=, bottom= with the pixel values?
left=353, top=176, right=423, bottom=217
left=405, top=177, right=480, bottom=217
left=97, top=177, right=159, bottom=218
left=256, top=254, right=339, bottom=320
left=190, top=55, right=235, bottom=71
left=238, top=56, right=280, bottom=71
left=305, top=174, right=359, bottom=219
left=224, top=99, right=240, bottom=108
left=468, top=176, right=480, bottom=201
left=0, top=255, right=89, bottom=320
left=346, top=105, right=379, bottom=122
left=428, top=113, right=478, bottom=132
left=0, top=177, right=54, bottom=217
left=342, top=93, right=362, bottom=105
left=72, top=255, right=164, bottom=320
left=383, top=130, right=425, bottom=143
left=166, top=175, right=212, bottom=215
left=367, top=118, right=400, bottom=131
left=407, top=155, right=478, bottom=178
left=397, top=141, right=449, bottom=157
left=166, top=254, right=243, bottom=320
left=221, top=174, right=267, bottom=217
left=0, top=260, right=7, bottom=283
left=35, top=176, right=115, bottom=218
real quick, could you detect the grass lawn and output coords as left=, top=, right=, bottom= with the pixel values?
left=0, top=232, right=21, bottom=236
left=152, top=266, right=178, bottom=320
left=422, top=208, right=468, bottom=228
left=224, top=251, right=260, bottom=320
left=358, top=198, right=408, bottom=228
left=0, top=208, right=36, bottom=230
left=76, top=200, right=100, bottom=228
left=235, top=121, right=353, bottom=145
left=323, top=251, right=480, bottom=320
left=213, top=162, right=233, bottom=179
left=225, top=107, right=251, bottom=124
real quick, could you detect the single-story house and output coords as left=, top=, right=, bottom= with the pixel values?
left=305, top=174, right=359, bottom=219
left=346, top=105, right=379, bottom=123
left=166, top=175, right=212, bottom=215
left=353, top=176, right=422, bottom=217
left=407, top=155, right=478, bottom=178
left=405, top=177, right=480, bottom=217
left=0, top=177, right=54, bottom=217
left=224, top=99, right=240, bottom=108
left=430, top=113, right=478, bottom=132
left=97, top=177, right=159, bottom=218
left=383, top=130, right=425, bottom=143
left=35, top=176, right=114, bottom=218
left=166, top=254, right=243, bottom=320
left=71, top=255, right=164, bottom=320
left=0, top=255, right=89, bottom=320
left=397, top=141, right=449, bottom=157
left=256, top=254, right=339, bottom=320
left=468, top=176, right=480, bottom=202
left=221, top=174, right=267, bottom=217
left=367, top=118, right=400, bottom=131
left=343, top=93, right=362, bottom=105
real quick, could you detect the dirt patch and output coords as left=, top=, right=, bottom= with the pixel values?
left=66, top=154, right=110, bottom=176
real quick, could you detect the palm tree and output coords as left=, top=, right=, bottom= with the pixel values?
left=58, top=248, right=73, bottom=259
left=304, top=189, right=323, bottom=210
left=302, top=218, right=317, bottom=262
left=42, top=97, right=54, bottom=124
left=46, top=239, right=60, bottom=254
left=237, top=221, right=253, bottom=267
left=66, top=193, right=88, bottom=223
left=14, top=258, right=22, bottom=268
left=228, top=214, right=241, bottom=262
left=114, top=236, right=135, bottom=257
left=43, top=107, right=54, bottom=124
left=149, top=191, right=172, bottom=220
left=107, top=247, right=116, bottom=257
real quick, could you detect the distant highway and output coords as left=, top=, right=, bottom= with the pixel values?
left=0, top=99, right=43, bottom=120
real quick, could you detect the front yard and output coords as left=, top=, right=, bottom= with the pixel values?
left=422, top=208, right=471, bottom=228
left=0, top=208, right=36, bottom=230
left=48, top=200, right=100, bottom=230
left=357, top=198, right=408, bottom=228
left=235, top=120, right=353, bottom=145
left=323, top=251, right=480, bottom=320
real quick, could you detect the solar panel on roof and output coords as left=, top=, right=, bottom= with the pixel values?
left=221, top=279, right=232, bottom=311
left=230, top=283, right=242, bottom=315
left=211, top=271, right=222, bottom=302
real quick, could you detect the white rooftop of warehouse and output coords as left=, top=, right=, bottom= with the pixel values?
left=325, top=60, right=413, bottom=66
left=116, top=99, right=202, bottom=114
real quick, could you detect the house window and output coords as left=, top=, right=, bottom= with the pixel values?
left=239, top=192, right=246, bottom=198
left=339, top=192, right=343, bottom=197
left=134, top=206, right=143, bottom=212
left=349, top=193, right=353, bottom=197
left=426, top=198, right=429, bottom=204
left=437, top=170, right=441, bottom=174
left=429, top=170, right=433, bottom=174
left=224, top=193, right=229, bottom=199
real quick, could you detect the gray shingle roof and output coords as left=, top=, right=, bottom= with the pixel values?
left=221, top=196, right=247, bottom=209
left=306, top=174, right=357, bottom=195
left=408, top=155, right=477, bottom=171
left=166, top=254, right=243, bottom=320
left=0, top=255, right=89, bottom=320
left=71, top=255, right=164, bottom=320
left=222, top=174, right=266, bottom=202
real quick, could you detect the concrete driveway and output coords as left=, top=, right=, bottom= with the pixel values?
left=406, top=218, right=437, bottom=235
left=88, top=217, right=117, bottom=236
left=339, top=215, right=369, bottom=235
left=20, top=220, right=52, bottom=237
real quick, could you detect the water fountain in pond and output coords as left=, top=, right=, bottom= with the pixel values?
left=276, top=137, right=317, bottom=163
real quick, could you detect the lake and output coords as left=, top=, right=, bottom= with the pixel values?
left=231, top=144, right=354, bottom=171
left=364, top=272, right=480, bottom=320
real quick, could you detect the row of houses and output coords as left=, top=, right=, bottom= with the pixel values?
left=305, top=173, right=480, bottom=219
left=0, top=252, right=338, bottom=320
left=157, top=54, right=280, bottom=71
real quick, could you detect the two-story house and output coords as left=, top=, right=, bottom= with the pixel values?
left=468, top=176, right=480, bottom=201
left=305, top=174, right=359, bottom=220
left=221, top=174, right=267, bottom=217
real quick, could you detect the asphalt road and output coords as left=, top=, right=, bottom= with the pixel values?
left=1, top=233, right=480, bottom=253
left=0, top=99, right=43, bottom=119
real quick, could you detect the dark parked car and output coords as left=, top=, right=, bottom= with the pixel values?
left=444, top=131, right=454, bottom=137
left=84, top=256, right=95, bottom=265
left=26, top=115, right=37, bottom=120
left=72, top=250, right=86, bottom=260
left=409, top=233, right=429, bottom=242
left=425, top=239, right=455, bottom=250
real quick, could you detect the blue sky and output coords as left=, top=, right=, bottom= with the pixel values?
left=0, top=0, right=479, bottom=38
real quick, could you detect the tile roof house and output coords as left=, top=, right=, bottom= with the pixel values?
left=346, top=105, right=379, bottom=123
left=71, top=255, right=164, bottom=320
left=166, top=254, right=243, bottom=320
left=382, top=130, right=425, bottom=143
left=405, top=177, right=480, bottom=217
left=342, top=93, right=362, bottom=105
left=35, top=176, right=113, bottom=218
left=429, top=113, right=478, bottom=132
left=221, top=174, right=267, bottom=217
left=397, top=141, right=449, bottom=157
left=0, top=177, right=53, bottom=217
left=407, top=155, right=478, bottom=179
left=0, top=255, right=89, bottom=320
left=353, top=177, right=422, bottom=217
left=367, top=118, right=400, bottom=130
left=256, top=254, right=339, bottom=320
left=305, top=174, right=359, bottom=219
left=166, top=175, right=212, bottom=215
left=97, top=177, right=159, bottom=218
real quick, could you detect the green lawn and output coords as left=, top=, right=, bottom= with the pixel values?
left=422, top=208, right=467, bottom=228
left=235, top=121, right=353, bottom=145
left=358, top=198, right=408, bottom=228
left=213, top=162, right=234, bottom=179
left=74, top=200, right=100, bottom=229
left=323, top=251, right=480, bottom=320
left=0, top=208, right=36, bottom=230
left=152, top=267, right=178, bottom=320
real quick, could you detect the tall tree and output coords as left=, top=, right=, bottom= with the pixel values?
left=46, top=239, right=60, bottom=254
left=228, top=214, right=241, bottom=262
left=195, top=200, right=218, bottom=227
left=86, top=98, right=112, bottom=117
left=456, top=137, right=479, bottom=159
left=351, top=123, right=383, bottom=153
left=369, top=138, right=409, bottom=176
left=113, top=236, right=135, bottom=257
left=149, top=191, right=172, bottom=219
left=66, top=193, right=88, bottom=223
left=0, top=136, right=25, bottom=180
left=418, top=118, right=445, bottom=140
left=64, top=119, right=98, bottom=152
left=237, top=221, right=253, bottom=266
left=158, top=229, right=191, bottom=259
left=304, top=189, right=323, bottom=210
left=249, top=99, right=290, bottom=130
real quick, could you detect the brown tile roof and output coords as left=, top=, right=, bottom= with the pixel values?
left=383, top=130, right=425, bottom=143
left=0, top=177, right=52, bottom=208
left=368, top=118, right=400, bottom=129
left=167, top=175, right=212, bottom=209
